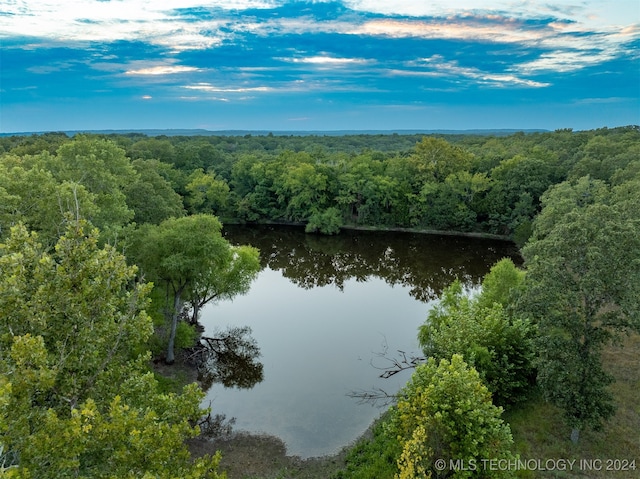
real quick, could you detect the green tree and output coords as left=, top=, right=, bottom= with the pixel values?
left=416, top=171, right=491, bottom=231
left=230, top=154, right=279, bottom=221
left=334, top=153, right=400, bottom=225
left=45, top=137, right=137, bottom=240
left=271, top=153, right=329, bottom=221
left=486, top=154, right=557, bottom=238
left=0, top=222, right=151, bottom=406
left=418, top=275, right=535, bottom=406
left=305, top=207, right=343, bottom=235
left=127, top=137, right=176, bottom=163
left=411, top=137, right=473, bottom=183
left=476, top=258, right=526, bottom=310
left=569, top=134, right=638, bottom=182
left=0, top=222, right=222, bottom=478
left=0, top=157, right=96, bottom=244
left=184, top=168, right=230, bottom=216
left=519, top=176, right=640, bottom=442
left=186, top=243, right=261, bottom=324
left=131, top=214, right=258, bottom=365
left=394, top=355, right=515, bottom=479
left=124, top=159, right=186, bottom=225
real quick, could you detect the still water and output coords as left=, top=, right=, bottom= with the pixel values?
left=200, top=225, right=521, bottom=458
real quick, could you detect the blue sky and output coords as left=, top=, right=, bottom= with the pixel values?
left=1, top=0, right=639, bottom=132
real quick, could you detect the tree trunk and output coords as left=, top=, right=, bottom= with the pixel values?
left=165, top=291, right=182, bottom=365
left=190, top=300, right=200, bottom=325
left=570, top=427, right=580, bottom=444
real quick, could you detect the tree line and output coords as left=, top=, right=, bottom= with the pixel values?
left=2, top=126, right=637, bottom=243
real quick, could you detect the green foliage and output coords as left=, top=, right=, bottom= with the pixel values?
left=7, top=127, right=638, bottom=239
left=175, top=321, right=199, bottom=350
left=419, top=259, right=533, bottom=407
left=0, top=222, right=153, bottom=405
left=186, top=242, right=261, bottom=324
left=527, top=176, right=609, bottom=241
left=124, top=159, right=186, bottom=225
left=0, top=154, right=98, bottom=244
left=127, top=137, right=177, bottom=163
left=305, top=207, right=343, bottom=235
left=394, top=355, right=515, bottom=478
left=519, top=175, right=640, bottom=439
left=0, top=222, right=223, bottom=478
left=476, top=258, right=526, bottom=310
left=333, top=412, right=401, bottom=479
left=130, top=214, right=260, bottom=363
left=418, top=278, right=535, bottom=407
left=185, top=168, right=230, bottom=216
left=412, top=137, right=473, bottom=182
left=412, top=171, right=491, bottom=230
left=47, top=137, right=136, bottom=239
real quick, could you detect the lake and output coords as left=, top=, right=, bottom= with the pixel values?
left=200, top=225, right=521, bottom=458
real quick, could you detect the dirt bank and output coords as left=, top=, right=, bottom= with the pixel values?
left=189, top=432, right=348, bottom=479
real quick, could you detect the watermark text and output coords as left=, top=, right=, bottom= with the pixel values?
left=433, top=457, right=637, bottom=473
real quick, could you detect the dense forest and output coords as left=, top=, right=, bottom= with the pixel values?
left=2, top=126, right=638, bottom=244
left=1, top=126, right=639, bottom=478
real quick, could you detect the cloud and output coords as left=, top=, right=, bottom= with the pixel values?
left=183, top=83, right=272, bottom=93
left=348, top=17, right=544, bottom=44
left=0, top=1, right=232, bottom=50
left=126, top=65, right=202, bottom=75
left=573, top=96, right=632, bottom=105
left=393, top=55, right=551, bottom=88
left=279, top=55, right=372, bottom=66
left=344, top=0, right=637, bottom=28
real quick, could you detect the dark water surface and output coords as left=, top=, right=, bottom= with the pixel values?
left=200, top=225, right=521, bottom=458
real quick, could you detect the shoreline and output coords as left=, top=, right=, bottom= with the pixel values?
left=188, top=431, right=350, bottom=479
left=222, top=219, right=516, bottom=242
left=156, top=355, right=357, bottom=477
left=188, top=417, right=380, bottom=479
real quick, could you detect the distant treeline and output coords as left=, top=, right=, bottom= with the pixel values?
left=1, top=125, right=638, bottom=244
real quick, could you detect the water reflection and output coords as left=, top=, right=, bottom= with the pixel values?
left=200, top=225, right=522, bottom=457
left=222, top=225, right=521, bottom=302
left=195, top=326, right=264, bottom=390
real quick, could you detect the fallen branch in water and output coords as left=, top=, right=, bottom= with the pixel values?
left=348, top=339, right=426, bottom=406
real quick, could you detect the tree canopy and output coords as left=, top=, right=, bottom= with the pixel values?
left=0, top=221, right=223, bottom=478
left=131, top=214, right=260, bottom=364
left=518, top=174, right=640, bottom=441
left=394, top=355, right=515, bottom=479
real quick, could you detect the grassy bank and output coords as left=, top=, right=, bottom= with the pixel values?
left=505, top=332, right=640, bottom=479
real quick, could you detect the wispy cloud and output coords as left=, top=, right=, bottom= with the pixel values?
left=283, top=55, right=372, bottom=66
left=126, top=65, right=202, bottom=75
left=183, top=83, right=272, bottom=93
left=393, top=55, right=551, bottom=88
left=573, top=96, right=632, bottom=105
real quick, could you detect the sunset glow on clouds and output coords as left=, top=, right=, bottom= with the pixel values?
left=1, top=0, right=638, bottom=132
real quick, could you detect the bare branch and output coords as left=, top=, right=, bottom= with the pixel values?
left=347, top=338, right=426, bottom=407
left=346, top=387, right=399, bottom=407
left=369, top=339, right=425, bottom=379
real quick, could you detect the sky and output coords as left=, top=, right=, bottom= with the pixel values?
left=1, top=0, right=639, bottom=133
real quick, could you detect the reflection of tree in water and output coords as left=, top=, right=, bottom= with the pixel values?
left=223, top=225, right=522, bottom=302
left=190, top=326, right=264, bottom=390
